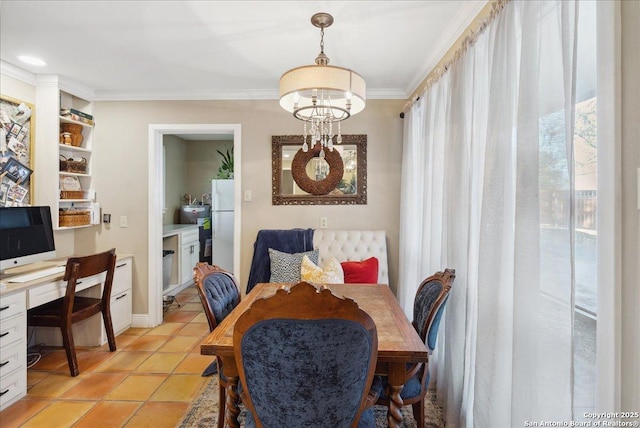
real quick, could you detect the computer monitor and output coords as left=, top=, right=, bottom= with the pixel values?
left=0, top=206, right=56, bottom=271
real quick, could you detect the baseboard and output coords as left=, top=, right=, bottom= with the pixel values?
left=132, top=313, right=154, bottom=328
left=132, top=280, right=193, bottom=329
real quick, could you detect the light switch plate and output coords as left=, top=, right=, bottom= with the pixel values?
left=244, top=190, right=252, bottom=202
left=119, top=215, right=128, bottom=228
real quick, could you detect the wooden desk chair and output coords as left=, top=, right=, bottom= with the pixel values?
left=193, top=262, right=241, bottom=428
left=234, top=281, right=380, bottom=428
left=27, top=248, right=118, bottom=377
left=376, top=268, right=455, bottom=428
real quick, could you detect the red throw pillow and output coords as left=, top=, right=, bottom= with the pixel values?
left=341, top=257, right=379, bottom=284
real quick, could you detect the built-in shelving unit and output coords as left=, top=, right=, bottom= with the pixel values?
left=34, top=76, right=99, bottom=229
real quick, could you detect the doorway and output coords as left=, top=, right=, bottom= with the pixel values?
left=148, top=124, right=241, bottom=327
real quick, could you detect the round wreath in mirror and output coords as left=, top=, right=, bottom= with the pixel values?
left=291, top=145, right=344, bottom=195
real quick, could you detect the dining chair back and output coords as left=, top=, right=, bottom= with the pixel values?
left=413, top=268, right=455, bottom=352
left=193, top=262, right=241, bottom=428
left=377, top=268, right=455, bottom=428
left=27, top=248, right=118, bottom=377
left=234, top=281, right=379, bottom=428
left=194, top=262, right=240, bottom=332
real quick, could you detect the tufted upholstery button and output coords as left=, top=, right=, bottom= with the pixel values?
left=313, top=230, right=389, bottom=286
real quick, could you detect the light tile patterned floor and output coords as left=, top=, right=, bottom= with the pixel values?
left=0, top=286, right=209, bottom=428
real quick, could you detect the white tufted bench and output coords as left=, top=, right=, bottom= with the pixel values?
left=313, top=230, right=389, bottom=285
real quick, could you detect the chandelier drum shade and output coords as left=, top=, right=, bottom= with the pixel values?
left=279, top=66, right=366, bottom=120
left=279, top=12, right=366, bottom=155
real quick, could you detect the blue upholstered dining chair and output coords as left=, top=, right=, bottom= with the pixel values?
left=233, top=281, right=382, bottom=428
left=376, top=268, right=455, bottom=428
left=193, top=262, right=241, bottom=428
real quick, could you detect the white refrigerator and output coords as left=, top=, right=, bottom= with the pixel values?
left=211, top=179, right=234, bottom=272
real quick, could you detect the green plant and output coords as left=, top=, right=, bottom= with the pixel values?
left=216, top=147, right=234, bottom=179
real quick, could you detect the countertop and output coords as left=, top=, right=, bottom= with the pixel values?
left=163, top=224, right=199, bottom=237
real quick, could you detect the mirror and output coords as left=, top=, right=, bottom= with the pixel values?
left=272, top=134, right=367, bottom=205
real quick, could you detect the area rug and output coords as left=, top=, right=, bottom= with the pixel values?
left=179, top=376, right=445, bottom=427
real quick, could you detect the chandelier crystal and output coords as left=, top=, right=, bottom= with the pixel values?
left=279, top=13, right=366, bottom=158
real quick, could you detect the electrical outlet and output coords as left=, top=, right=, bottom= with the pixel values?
left=320, top=217, right=328, bottom=229
left=119, top=215, right=128, bottom=228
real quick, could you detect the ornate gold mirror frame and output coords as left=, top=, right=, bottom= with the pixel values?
left=272, top=134, right=367, bottom=205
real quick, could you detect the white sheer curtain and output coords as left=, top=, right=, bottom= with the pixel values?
left=398, top=1, right=578, bottom=426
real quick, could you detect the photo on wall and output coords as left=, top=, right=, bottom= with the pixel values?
left=0, top=95, right=34, bottom=206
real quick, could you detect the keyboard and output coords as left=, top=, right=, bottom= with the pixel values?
left=7, top=265, right=66, bottom=283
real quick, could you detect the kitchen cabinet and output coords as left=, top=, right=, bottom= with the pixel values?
left=180, top=228, right=200, bottom=286
left=162, top=225, right=200, bottom=296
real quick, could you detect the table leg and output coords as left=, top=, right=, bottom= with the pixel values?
left=386, top=362, right=405, bottom=428
left=225, top=375, right=240, bottom=428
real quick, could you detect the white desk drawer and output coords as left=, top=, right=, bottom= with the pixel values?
left=112, top=259, right=132, bottom=296
left=0, top=314, right=25, bottom=349
left=0, top=292, right=26, bottom=321
left=0, top=365, right=27, bottom=410
left=111, top=290, right=132, bottom=335
left=0, top=339, right=26, bottom=379
left=28, top=275, right=102, bottom=309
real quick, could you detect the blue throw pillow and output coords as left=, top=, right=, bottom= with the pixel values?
left=268, top=248, right=319, bottom=283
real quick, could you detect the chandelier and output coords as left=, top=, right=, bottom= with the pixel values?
left=279, top=12, right=366, bottom=158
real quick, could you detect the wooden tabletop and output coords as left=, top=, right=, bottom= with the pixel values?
left=200, top=282, right=429, bottom=428
left=200, top=282, right=428, bottom=364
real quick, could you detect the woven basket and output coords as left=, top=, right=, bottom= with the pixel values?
left=59, top=210, right=90, bottom=227
left=60, top=123, right=84, bottom=147
left=60, top=190, right=86, bottom=199
left=59, top=155, right=87, bottom=173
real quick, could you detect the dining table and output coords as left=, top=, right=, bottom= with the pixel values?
left=200, top=282, right=429, bottom=428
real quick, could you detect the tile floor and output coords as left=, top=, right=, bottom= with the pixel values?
left=0, top=286, right=211, bottom=428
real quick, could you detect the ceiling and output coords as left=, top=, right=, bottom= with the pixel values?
left=0, top=1, right=486, bottom=101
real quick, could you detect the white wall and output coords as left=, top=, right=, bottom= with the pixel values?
left=163, top=135, right=187, bottom=225
left=186, top=139, right=233, bottom=199
left=163, top=137, right=233, bottom=224
left=74, top=99, right=404, bottom=314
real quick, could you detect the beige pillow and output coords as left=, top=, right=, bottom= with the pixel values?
left=300, top=255, right=344, bottom=284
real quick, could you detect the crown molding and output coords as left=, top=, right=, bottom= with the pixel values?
left=34, top=75, right=95, bottom=101
left=1, top=62, right=95, bottom=100
left=93, top=88, right=279, bottom=102
left=0, top=61, right=37, bottom=86
left=404, top=0, right=488, bottom=96
left=3, top=61, right=406, bottom=101
left=94, top=88, right=407, bottom=102
left=366, top=88, right=408, bottom=100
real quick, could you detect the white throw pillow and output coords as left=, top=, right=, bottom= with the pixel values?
left=300, top=255, right=344, bottom=284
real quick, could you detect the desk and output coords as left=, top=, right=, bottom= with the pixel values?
left=200, top=282, right=428, bottom=428
left=0, top=254, right=133, bottom=410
